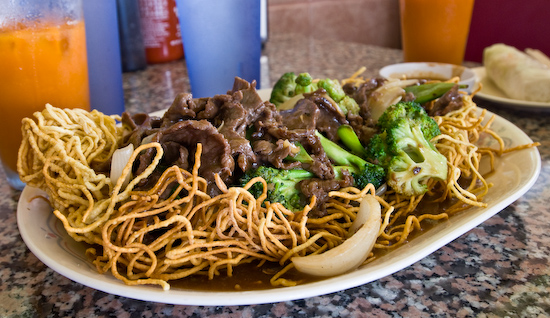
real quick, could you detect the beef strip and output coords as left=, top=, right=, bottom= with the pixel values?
left=303, top=89, right=349, bottom=141
left=160, top=92, right=226, bottom=129
left=263, top=126, right=335, bottom=180
left=298, top=169, right=354, bottom=217
left=252, top=139, right=301, bottom=170
left=135, top=120, right=234, bottom=196
left=279, top=98, right=319, bottom=131
left=424, top=85, right=465, bottom=116
left=212, top=78, right=270, bottom=172
left=250, top=102, right=283, bottom=143
left=346, top=113, right=378, bottom=147
left=161, top=93, right=197, bottom=127
left=215, top=98, right=258, bottom=172
left=120, top=112, right=162, bottom=148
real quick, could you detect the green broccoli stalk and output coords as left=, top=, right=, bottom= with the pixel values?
left=366, top=101, right=448, bottom=196
left=269, top=72, right=318, bottom=108
left=337, top=124, right=368, bottom=157
left=240, top=166, right=315, bottom=211
left=315, top=131, right=386, bottom=189
left=317, top=78, right=360, bottom=116
left=285, top=142, right=313, bottom=164
left=404, top=82, right=467, bottom=104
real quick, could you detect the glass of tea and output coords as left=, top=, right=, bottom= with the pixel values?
left=0, top=0, right=91, bottom=190
left=399, top=0, right=475, bottom=65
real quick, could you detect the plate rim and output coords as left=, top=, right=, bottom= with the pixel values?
left=16, top=109, right=542, bottom=306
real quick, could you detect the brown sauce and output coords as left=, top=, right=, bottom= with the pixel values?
left=170, top=261, right=324, bottom=291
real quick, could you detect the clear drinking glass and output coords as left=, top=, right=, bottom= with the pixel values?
left=0, top=0, right=91, bottom=190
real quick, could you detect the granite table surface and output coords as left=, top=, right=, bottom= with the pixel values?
left=1, top=34, right=549, bottom=317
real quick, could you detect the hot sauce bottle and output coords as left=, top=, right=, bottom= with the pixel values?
left=138, top=0, right=184, bottom=64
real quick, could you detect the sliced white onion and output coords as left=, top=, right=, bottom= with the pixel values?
left=140, top=133, right=156, bottom=145
left=382, top=78, right=419, bottom=89
left=368, top=85, right=405, bottom=121
left=368, top=79, right=420, bottom=121
left=291, top=195, right=381, bottom=276
left=110, top=143, right=134, bottom=188
left=277, top=93, right=305, bottom=110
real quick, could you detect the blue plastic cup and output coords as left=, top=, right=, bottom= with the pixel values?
left=175, top=0, right=261, bottom=98
left=83, top=0, right=125, bottom=115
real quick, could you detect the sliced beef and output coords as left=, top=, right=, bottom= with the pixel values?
left=120, top=77, right=376, bottom=211
left=161, top=93, right=225, bottom=128
left=347, top=113, right=378, bottom=146
left=279, top=98, right=319, bottom=132
left=257, top=97, right=336, bottom=180
left=424, top=85, right=465, bottom=116
left=299, top=133, right=336, bottom=180
left=303, top=89, right=349, bottom=141
left=252, top=139, right=302, bottom=170
left=120, top=112, right=162, bottom=148
left=249, top=102, right=283, bottom=143
left=212, top=78, right=268, bottom=172
left=161, top=93, right=197, bottom=127
left=136, top=120, right=234, bottom=196
left=298, top=169, right=354, bottom=217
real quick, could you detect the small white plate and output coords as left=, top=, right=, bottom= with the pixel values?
left=17, top=109, right=540, bottom=306
left=379, top=62, right=477, bottom=93
left=473, top=67, right=550, bottom=109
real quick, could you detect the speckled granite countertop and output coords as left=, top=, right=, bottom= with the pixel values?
left=1, top=34, right=549, bottom=317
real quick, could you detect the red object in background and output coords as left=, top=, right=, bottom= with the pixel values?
left=465, top=0, right=550, bottom=63
left=138, top=0, right=184, bottom=64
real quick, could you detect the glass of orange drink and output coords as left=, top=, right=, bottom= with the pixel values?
left=0, top=0, right=91, bottom=190
left=399, top=0, right=475, bottom=65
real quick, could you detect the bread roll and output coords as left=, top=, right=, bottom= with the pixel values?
left=483, top=43, right=550, bottom=102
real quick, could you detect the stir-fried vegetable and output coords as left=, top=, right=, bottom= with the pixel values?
left=366, top=101, right=448, bottom=196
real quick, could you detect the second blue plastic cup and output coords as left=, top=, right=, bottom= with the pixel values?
left=175, top=0, right=261, bottom=98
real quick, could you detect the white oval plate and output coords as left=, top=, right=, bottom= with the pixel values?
left=17, top=109, right=540, bottom=306
left=473, top=67, right=550, bottom=109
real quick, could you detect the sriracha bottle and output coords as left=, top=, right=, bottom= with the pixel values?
left=138, top=0, right=184, bottom=64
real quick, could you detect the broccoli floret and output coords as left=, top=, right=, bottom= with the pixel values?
left=240, top=166, right=314, bottom=211
left=366, top=101, right=448, bottom=196
left=295, top=73, right=316, bottom=94
left=269, top=72, right=318, bottom=107
left=377, top=101, right=441, bottom=141
left=315, top=131, right=386, bottom=189
left=269, top=72, right=297, bottom=106
left=338, top=96, right=360, bottom=116
left=317, top=78, right=346, bottom=102
left=317, top=78, right=360, bottom=115
left=365, top=132, right=391, bottom=167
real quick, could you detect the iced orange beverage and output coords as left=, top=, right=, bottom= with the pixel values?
left=0, top=20, right=90, bottom=188
left=400, top=0, right=475, bottom=65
